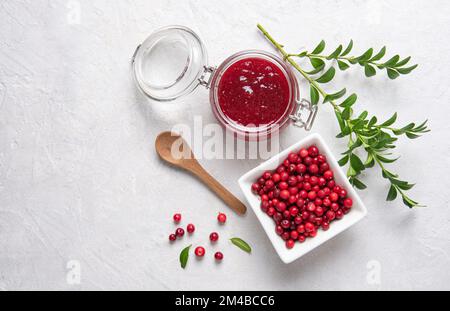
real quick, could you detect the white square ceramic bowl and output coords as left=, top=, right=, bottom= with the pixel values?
left=238, top=133, right=368, bottom=264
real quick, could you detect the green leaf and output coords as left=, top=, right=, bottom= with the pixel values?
left=335, top=111, right=346, bottom=132
left=312, top=40, right=326, bottom=55
left=403, top=196, right=419, bottom=208
left=387, top=68, right=400, bottom=80
left=350, top=154, right=365, bottom=172
left=384, top=55, right=400, bottom=67
left=310, top=58, right=325, bottom=69
left=386, top=185, right=398, bottom=201
left=180, top=245, right=192, bottom=269
left=341, top=40, right=354, bottom=56
left=358, top=48, right=374, bottom=62
left=337, top=60, right=350, bottom=71
left=230, top=238, right=252, bottom=254
left=310, top=85, right=320, bottom=106
left=325, top=88, right=347, bottom=103
left=395, top=56, right=411, bottom=68
left=338, top=155, right=350, bottom=166
left=316, top=67, right=336, bottom=84
left=340, top=94, right=358, bottom=108
left=406, top=132, right=420, bottom=139
left=358, top=111, right=369, bottom=121
left=378, top=155, right=399, bottom=163
left=397, top=64, right=418, bottom=75
left=365, top=153, right=375, bottom=168
left=327, top=45, right=343, bottom=60
left=370, top=46, right=387, bottom=62
left=351, top=177, right=367, bottom=190
left=306, top=64, right=325, bottom=75
left=368, top=116, right=378, bottom=127
left=365, top=64, right=377, bottom=77
left=342, top=107, right=353, bottom=120
left=381, top=113, right=398, bottom=127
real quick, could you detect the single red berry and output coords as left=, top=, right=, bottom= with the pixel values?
left=281, top=220, right=291, bottom=229
left=210, top=232, right=219, bottom=242
left=272, top=173, right=281, bottom=183
left=218, top=213, right=227, bottom=224
left=299, top=149, right=309, bottom=158
left=323, top=170, right=334, bottom=180
left=298, top=235, right=306, bottom=243
left=290, top=230, right=299, bottom=240
left=195, top=247, right=206, bottom=257
left=280, top=190, right=290, bottom=200
left=279, top=182, right=289, bottom=190
left=263, top=172, right=272, bottom=180
left=288, top=153, right=299, bottom=163
left=344, top=198, right=353, bottom=208
left=305, top=222, right=315, bottom=233
left=169, top=234, right=177, bottom=242
left=252, top=183, right=260, bottom=193
left=173, top=214, right=182, bottom=223
left=330, top=192, right=339, bottom=202
left=308, top=191, right=317, bottom=200
left=215, top=252, right=224, bottom=261
left=322, top=222, right=330, bottom=231
left=187, top=224, right=195, bottom=234
left=286, top=239, right=295, bottom=249
left=276, top=226, right=284, bottom=236
left=336, top=210, right=344, bottom=220
left=309, top=164, right=319, bottom=175
left=308, top=146, right=319, bottom=157
left=176, top=228, right=185, bottom=238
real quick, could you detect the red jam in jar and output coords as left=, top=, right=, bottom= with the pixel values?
left=217, top=58, right=291, bottom=127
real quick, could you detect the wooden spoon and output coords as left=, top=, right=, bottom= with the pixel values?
left=155, top=131, right=247, bottom=215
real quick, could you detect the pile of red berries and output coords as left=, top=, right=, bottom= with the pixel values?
left=169, top=213, right=227, bottom=261
left=251, top=145, right=353, bottom=250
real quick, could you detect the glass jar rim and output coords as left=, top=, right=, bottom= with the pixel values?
left=132, top=25, right=208, bottom=101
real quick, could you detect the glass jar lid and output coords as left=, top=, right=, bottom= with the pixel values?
left=132, top=26, right=208, bottom=101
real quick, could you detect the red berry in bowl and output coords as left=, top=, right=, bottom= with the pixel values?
left=210, top=232, right=219, bottom=242
left=286, top=240, right=295, bottom=249
left=323, top=170, right=334, bottom=180
left=187, top=224, right=196, bottom=234
left=218, top=213, right=227, bottom=224
left=195, top=247, right=206, bottom=257
left=344, top=198, right=353, bottom=208
left=173, top=214, right=182, bottom=223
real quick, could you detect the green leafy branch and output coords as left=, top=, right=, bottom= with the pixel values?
left=287, top=39, right=418, bottom=80
left=257, top=24, right=430, bottom=208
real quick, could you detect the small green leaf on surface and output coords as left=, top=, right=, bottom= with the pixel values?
left=230, top=238, right=252, bottom=254
left=180, top=245, right=192, bottom=269
left=350, top=154, right=365, bottom=172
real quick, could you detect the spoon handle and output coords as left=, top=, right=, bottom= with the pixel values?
left=189, top=165, right=247, bottom=215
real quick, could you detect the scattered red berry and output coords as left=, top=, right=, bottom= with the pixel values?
left=195, top=247, right=206, bottom=257
left=218, top=213, right=227, bottom=224
left=173, top=213, right=182, bottom=223
left=187, top=224, right=195, bottom=234
left=176, top=228, right=185, bottom=238
left=251, top=144, right=354, bottom=250
left=169, top=234, right=177, bottom=242
left=210, top=232, right=219, bottom=242
left=214, top=252, right=224, bottom=261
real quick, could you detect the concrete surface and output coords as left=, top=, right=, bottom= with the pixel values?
left=0, top=0, right=449, bottom=290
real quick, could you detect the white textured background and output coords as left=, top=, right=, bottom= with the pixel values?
left=1, top=0, right=449, bottom=291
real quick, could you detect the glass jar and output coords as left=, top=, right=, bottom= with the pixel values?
left=132, top=25, right=317, bottom=140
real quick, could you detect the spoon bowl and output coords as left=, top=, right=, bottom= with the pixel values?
left=156, top=131, right=247, bottom=215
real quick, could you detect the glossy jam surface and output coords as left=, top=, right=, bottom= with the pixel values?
left=217, top=58, right=291, bottom=127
